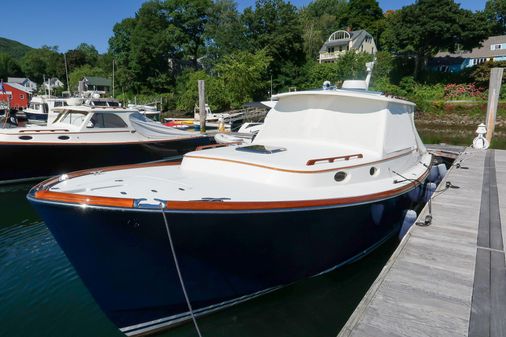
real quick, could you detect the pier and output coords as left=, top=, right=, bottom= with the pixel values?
left=338, top=147, right=506, bottom=337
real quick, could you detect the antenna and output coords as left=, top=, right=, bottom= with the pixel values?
left=64, top=52, right=70, bottom=94
left=112, top=59, right=115, bottom=98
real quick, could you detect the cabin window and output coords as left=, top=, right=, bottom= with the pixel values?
left=56, top=111, right=88, bottom=126
left=89, top=113, right=128, bottom=128
left=54, top=101, right=67, bottom=107
left=29, top=102, right=40, bottom=110
left=20, top=94, right=24, bottom=100
left=370, top=167, right=379, bottom=176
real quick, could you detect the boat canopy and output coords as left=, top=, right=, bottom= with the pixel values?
left=129, top=112, right=192, bottom=138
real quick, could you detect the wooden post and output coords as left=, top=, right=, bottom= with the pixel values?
left=198, top=80, right=206, bottom=133
left=485, top=67, right=503, bottom=144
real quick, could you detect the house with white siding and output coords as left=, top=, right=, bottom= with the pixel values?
left=319, top=29, right=377, bottom=63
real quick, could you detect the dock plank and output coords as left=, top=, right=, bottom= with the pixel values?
left=337, top=148, right=506, bottom=337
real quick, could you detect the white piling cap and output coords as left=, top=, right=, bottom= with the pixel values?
left=475, top=123, right=487, bottom=135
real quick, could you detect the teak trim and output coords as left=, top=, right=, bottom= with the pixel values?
left=306, top=153, right=363, bottom=166
left=32, top=156, right=430, bottom=211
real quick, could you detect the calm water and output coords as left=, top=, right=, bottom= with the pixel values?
left=0, top=183, right=398, bottom=337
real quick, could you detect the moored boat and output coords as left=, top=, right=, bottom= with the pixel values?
left=1, top=104, right=212, bottom=184
left=24, top=96, right=84, bottom=125
left=28, top=79, right=432, bottom=336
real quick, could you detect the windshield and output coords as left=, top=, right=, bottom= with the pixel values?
left=54, top=110, right=88, bottom=126
left=29, top=103, right=41, bottom=110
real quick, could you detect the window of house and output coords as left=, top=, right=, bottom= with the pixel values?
left=20, top=94, right=24, bottom=100
left=89, top=112, right=127, bottom=128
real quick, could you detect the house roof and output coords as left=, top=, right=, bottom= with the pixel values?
left=435, top=35, right=506, bottom=59
left=84, top=76, right=111, bottom=87
left=8, top=77, right=26, bottom=84
left=6, top=82, right=32, bottom=93
left=319, top=30, right=372, bottom=52
left=7, top=77, right=35, bottom=84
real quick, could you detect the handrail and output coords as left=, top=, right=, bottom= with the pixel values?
left=18, top=129, right=69, bottom=133
left=306, top=153, right=363, bottom=166
left=195, top=142, right=242, bottom=151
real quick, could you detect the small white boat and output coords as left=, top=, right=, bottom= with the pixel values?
left=214, top=122, right=264, bottom=144
left=24, top=96, right=84, bottom=125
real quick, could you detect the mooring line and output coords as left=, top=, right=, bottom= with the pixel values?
left=160, top=205, right=203, bottom=337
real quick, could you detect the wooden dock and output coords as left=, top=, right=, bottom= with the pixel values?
left=338, top=147, right=506, bottom=337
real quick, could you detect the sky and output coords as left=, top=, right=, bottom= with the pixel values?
left=0, top=0, right=487, bottom=54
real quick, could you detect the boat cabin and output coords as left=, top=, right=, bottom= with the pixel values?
left=51, top=106, right=135, bottom=131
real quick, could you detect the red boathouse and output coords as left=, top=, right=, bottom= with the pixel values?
left=0, top=83, right=31, bottom=110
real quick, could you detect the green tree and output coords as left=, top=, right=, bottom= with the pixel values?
left=0, top=53, right=22, bottom=81
left=242, top=0, right=305, bottom=90
left=176, top=70, right=228, bottom=112
left=301, top=51, right=373, bottom=89
left=76, top=43, right=99, bottom=66
left=109, top=0, right=211, bottom=93
left=21, top=46, right=64, bottom=83
left=300, top=0, right=348, bottom=60
left=381, top=0, right=488, bottom=79
left=343, top=0, right=384, bottom=39
left=204, top=0, right=247, bottom=65
left=215, top=49, right=272, bottom=107
left=485, top=0, right=506, bottom=34
left=109, top=17, right=137, bottom=92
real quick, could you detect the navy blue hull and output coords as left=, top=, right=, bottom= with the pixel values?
left=0, top=137, right=212, bottom=183
left=29, top=193, right=413, bottom=335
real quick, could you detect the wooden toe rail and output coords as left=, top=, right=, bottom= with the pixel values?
left=306, top=153, right=363, bottom=166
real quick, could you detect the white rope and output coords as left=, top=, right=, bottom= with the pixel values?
left=160, top=206, right=203, bottom=337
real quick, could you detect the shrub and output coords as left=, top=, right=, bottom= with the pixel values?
left=443, top=83, right=485, bottom=100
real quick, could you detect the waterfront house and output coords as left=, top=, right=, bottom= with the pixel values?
left=0, top=82, right=31, bottom=110
left=430, top=35, right=506, bottom=72
left=42, top=78, right=64, bottom=91
left=7, top=77, right=37, bottom=93
left=318, top=29, right=377, bottom=63
left=81, top=76, right=112, bottom=94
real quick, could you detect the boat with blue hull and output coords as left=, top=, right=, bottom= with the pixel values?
left=28, top=70, right=433, bottom=336
left=1, top=104, right=212, bottom=184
